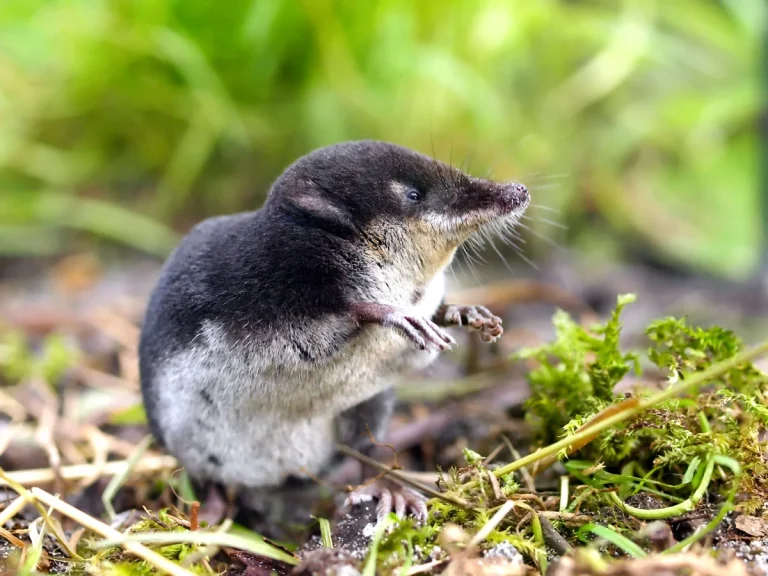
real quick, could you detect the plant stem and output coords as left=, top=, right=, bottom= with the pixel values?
left=433, top=340, right=768, bottom=502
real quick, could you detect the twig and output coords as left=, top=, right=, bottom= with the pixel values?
left=559, top=476, right=568, bottom=512
left=486, top=469, right=501, bottom=500
left=481, top=443, right=504, bottom=467
left=0, top=418, right=25, bottom=458
left=600, top=553, right=749, bottom=576
left=37, top=417, right=64, bottom=496
left=335, top=444, right=472, bottom=510
left=539, top=514, right=572, bottom=555
left=447, top=280, right=593, bottom=319
left=180, top=518, right=232, bottom=568
left=82, top=427, right=111, bottom=487
left=72, top=364, right=139, bottom=391
left=539, top=511, right=592, bottom=524
left=189, top=501, right=200, bottom=531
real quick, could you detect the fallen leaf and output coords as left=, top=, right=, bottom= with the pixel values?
left=734, top=515, right=768, bottom=538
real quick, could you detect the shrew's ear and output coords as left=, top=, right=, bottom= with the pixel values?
left=282, top=180, right=357, bottom=237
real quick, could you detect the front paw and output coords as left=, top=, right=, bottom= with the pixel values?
left=439, top=304, right=503, bottom=343
left=384, top=312, right=456, bottom=352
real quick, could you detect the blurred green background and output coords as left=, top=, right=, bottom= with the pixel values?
left=0, top=0, right=764, bottom=279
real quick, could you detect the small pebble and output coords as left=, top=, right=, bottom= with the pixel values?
left=362, top=523, right=377, bottom=538
left=483, top=541, right=524, bottom=564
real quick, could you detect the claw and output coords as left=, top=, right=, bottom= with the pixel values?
left=345, top=479, right=428, bottom=526
left=440, top=304, right=504, bottom=343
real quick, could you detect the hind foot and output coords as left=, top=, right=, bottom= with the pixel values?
left=344, top=477, right=428, bottom=525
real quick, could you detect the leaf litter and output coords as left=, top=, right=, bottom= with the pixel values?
left=1, top=272, right=767, bottom=575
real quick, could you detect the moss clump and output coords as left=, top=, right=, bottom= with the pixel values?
left=519, top=294, right=768, bottom=509
left=0, top=329, right=79, bottom=386
left=85, top=510, right=217, bottom=576
left=519, top=294, right=640, bottom=447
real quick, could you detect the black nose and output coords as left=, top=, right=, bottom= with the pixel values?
left=506, top=182, right=529, bottom=208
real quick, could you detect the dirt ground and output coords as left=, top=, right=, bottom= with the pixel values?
left=1, top=249, right=767, bottom=575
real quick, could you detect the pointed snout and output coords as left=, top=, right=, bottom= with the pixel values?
left=443, top=177, right=530, bottom=230
left=500, top=182, right=529, bottom=214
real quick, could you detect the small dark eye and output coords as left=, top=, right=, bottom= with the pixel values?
left=407, top=189, right=421, bottom=202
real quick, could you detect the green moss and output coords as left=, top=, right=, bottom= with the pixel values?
left=518, top=294, right=768, bottom=510
left=518, top=294, right=640, bottom=446
left=0, top=328, right=78, bottom=386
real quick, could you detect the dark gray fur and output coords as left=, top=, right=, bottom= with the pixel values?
left=138, top=140, right=528, bottom=523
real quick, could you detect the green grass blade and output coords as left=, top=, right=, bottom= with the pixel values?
left=578, top=523, right=647, bottom=558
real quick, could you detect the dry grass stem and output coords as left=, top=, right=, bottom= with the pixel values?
left=30, top=487, right=197, bottom=576
left=467, top=499, right=516, bottom=548
left=2, top=455, right=178, bottom=487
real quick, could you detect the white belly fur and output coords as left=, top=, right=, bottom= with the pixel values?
left=155, top=272, right=447, bottom=488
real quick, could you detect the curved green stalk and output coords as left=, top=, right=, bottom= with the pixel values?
left=608, top=456, right=715, bottom=520
left=663, top=455, right=742, bottom=555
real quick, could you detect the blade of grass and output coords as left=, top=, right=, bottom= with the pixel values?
left=578, top=523, right=648, bottom=558
left=102, top=434, right=153, bottom=521
left=362, top=515, right=394, bottom=576
left=608, top=456, right=716, bottom=520
left=398, top=534, right=414, bottom=576
left=318, top=517, right=333, bottom=548
left=531, top=397, right=641, bottom=474
left=530, top=512, right=548, bottom=573
left=95, top=531, right=299, bottom=566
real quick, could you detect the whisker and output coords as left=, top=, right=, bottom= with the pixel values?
left=520, top=172, right=570, bottom=182
left=462, top=241, right=486, bottom=266
left=448, top=260, right=461, bottom=291
left=520, top=214, right=568, bottom=231
left=496, top=225, right=526, bottom=246
left=459, top=244, right=483, bottom=285
left=526, top=182, right=562, bottom=192
left=533, top=216, right=568, bottom=230
left=430, top=134, right=436, bottom=162
left=487, top=236, right=517, bottom=275
left=509, top=245, right=540, bottom=271
left=528, top=229, right=566, bottom=251
left=460, top=150, right=475, bottom=175
left=515, top=219, right=566, bottom=251
left=465, top=234, right=488, bottom=263
left=529, top=203, right=561, bottom=213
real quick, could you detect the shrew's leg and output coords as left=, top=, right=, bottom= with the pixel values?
left=351, top=302, right=456, bottom=351
left=336, top=388, right=428, bottom=524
